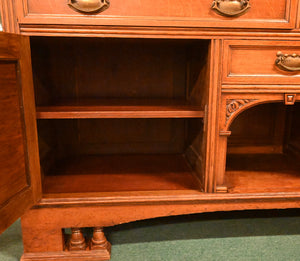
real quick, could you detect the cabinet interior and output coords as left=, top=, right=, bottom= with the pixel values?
left=38, top=118, right=204, bottom=193
left=30, top=36, right=211, bottom=195
left=226, top=102, right=300, bottom=193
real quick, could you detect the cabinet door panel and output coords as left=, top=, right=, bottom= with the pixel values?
left=0, top=32, right=41, bottom=234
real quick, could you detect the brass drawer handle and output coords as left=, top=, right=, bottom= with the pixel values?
left=212, top=0, right=250, bottom=17
left=276, top=52, right=300, bottom=72
left=68, top=0, right=110, bottom=13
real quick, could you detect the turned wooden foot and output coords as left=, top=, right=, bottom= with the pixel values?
left=90, top=227, right=111, bottom=250
left=67, top=228, right=87, bottom=251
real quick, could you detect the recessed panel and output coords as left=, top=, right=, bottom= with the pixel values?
left=21, top=0, right=296, bottom=29
left=223, top=40, right=300, bottom=85
left=0, top=61, right=28, bottom=204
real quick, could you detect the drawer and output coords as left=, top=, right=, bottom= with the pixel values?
left=222, top=40, right=300, bottom=85
left=17, top=0, right=297, bottom=29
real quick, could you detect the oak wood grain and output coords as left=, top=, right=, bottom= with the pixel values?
left=42, top=154, right=201, bottom=193
left=0, top=32, right=41, bottom=234
left=36, top=99, right=204, bottom=119
left=1, top=2, right=300, bottom=260
left=226, top=154, right=300, bottom=193
left=20, top=195, right=300, bottom=255
left=13, top=0, right=297, bottom=30
left=223, top=40, right=300, bottom=85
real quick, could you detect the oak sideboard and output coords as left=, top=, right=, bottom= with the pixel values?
left=0, top=0, right=300, bottom=260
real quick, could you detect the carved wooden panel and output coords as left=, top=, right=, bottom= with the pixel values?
left=226, top=99, right=257, bottom=124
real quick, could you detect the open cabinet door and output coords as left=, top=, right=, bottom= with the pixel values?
left=0, top=32, right=41, bottom=234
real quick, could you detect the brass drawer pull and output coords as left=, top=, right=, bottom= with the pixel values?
left=276, top=52, right=300, bottom=72
left=212, top=0, right=250, bottom=17
left=68, top=0, right=110, bottom=13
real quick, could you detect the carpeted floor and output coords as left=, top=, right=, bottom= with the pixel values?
left=0, top=209, right=300, bottom=261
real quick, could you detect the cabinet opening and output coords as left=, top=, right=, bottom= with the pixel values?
left=226, top=102, right=300, bottom=193
left=30, top=37, right=210, bottom=119
left=38, top=118, right=204, bottom=194
left=30, top=36, right=210, bottom=196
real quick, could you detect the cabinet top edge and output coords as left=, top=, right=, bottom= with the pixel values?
left=15, top=24, right=300, bottom=39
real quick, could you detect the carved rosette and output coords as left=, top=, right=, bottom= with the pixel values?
left=226, top=99, right=256, bottom=124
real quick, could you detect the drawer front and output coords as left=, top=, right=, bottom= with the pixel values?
left=223, top=40, right=300, bottom=85
left=18, top=0, right=297, bottom=29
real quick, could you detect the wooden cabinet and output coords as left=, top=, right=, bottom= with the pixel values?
left=0, top=1, right=300, bottom=260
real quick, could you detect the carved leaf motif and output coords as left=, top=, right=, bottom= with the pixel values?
left=226, top=99, right=256, bottom=123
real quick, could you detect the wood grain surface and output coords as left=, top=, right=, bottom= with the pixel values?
left=0, top=32, right=41, bottom=234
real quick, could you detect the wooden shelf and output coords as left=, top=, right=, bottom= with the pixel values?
left=226, top=154, right=300, bottom=193
left=36, top=99, right=204, bottom=119
left=43, top=154, right=201, bottom=193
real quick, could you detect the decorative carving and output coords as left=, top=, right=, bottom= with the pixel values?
left=68, top=0, right=110, bottom=13
left=285, top=94, right=297, bottom=105
left=212, top=0, right=250, bottom=17
left=276, top=52, right=300, bottom=72
left=226, top=99, right=256, bottom=123
left=90, top=227, right=111, bottom=250
left=67, top=228, right=87, bottom=251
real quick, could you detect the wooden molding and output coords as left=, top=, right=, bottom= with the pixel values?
left=21, top=250, right=111, bottom=261
left=0, top=0, right=18, bottom=33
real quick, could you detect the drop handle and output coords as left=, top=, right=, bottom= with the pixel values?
left=212, top=0, right=250, bottom=17
left=276, top=52, right=300, bottom=72
left=68, top=0, right=110, bottom=13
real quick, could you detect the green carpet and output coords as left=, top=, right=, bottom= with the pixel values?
left=0, top=210, right=300, bottom=261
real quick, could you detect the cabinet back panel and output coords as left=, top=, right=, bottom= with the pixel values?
left=228, top=103, right=286, bottom=154
left=30, top=37, right=209, bottom=105
left=37, top=119, right=203, bottom=158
